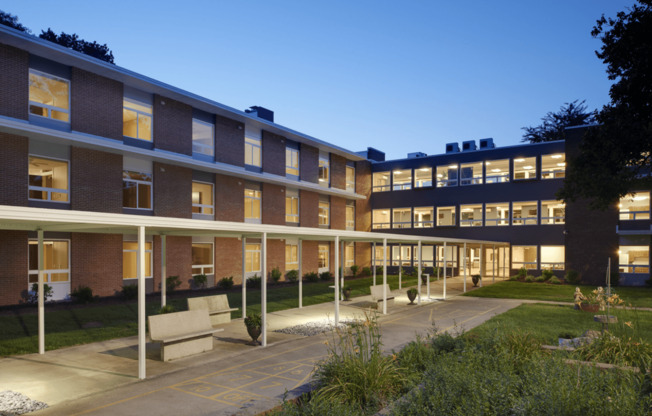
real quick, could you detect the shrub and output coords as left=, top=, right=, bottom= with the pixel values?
left=158, top=304, right=176, bottom=314
left=166, top=275, right=182, bottom=292
left=509, top=275, right=519, bottom=281
left=549, top=276, right=561, bottom=284
left=270, top=267, right=282, bottom=284
left=431, top=332, right=465, bottom=355
left=27, top=283, right=54, bottom=304
left=71, top=285, right=94, bottom=304
left=534, top=276, right=545, bottom=283
left=192, top=274, right=207, bottom=289
left=320, top=271, right=333, bottom=281
left=304, top=272, right=319, bottom=282
left=565, top=269, right=580, bottom=284
left=217, top=276, right=234, bottom=290
left=524, top=276, right=534, bottom=283
left=285, top=269, right=298, bottom=283
left=517, top=267, right=527, bottom=279
left=574, top=331, right=652, bottom=367
left=121, top=284, right=137, bottom=300
left=541, top=269, right=554, bottom=281
left=375, top=266, right=383, bottom=275
left=361, top=267, right=371, bottom=276
left=246, top=274, right=261, bottom=289
left=407, top=288, right=418, bottom=296
left=244, top=312, right=262, bottom=329
left=350, top=265, right=359, bottom=277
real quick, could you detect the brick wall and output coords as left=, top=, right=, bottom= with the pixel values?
left=262, top=183, right=285, bottom=225
left=299, top=190, right=319, bottom=227
left=71, top=233, right=122, bottom=297
left=153, top=236, right=193, bottom=291
left=355, top=242, right=372, bottom=269
left=215, top=174, right=244, bottom=222
left=0, top=230, right=28, bottom=306
left=331, top=196, right=346, bottom=230
left=330, top=154, right=346, bottom=190
left=0, top=43, right=28, bottom=120
left=71, top=68, right=123, bottom=140
left=266, top=239, right=285, bottom=282
left=215, top=237, right=243, bottom=284
left=355, top=160, right=372, bottom=231
left=262, top=130, right=286, bottom=176
left=0, top=133, right=28, bottom=206
left=154, top=162, right=192, bottom=218
left=301, top=240, right=320, bottom=275
left=71, top=147, right=122, bottom=213
left=300, top=144, right=319, bottom=183
left=153, top=95, right=192, bottom=155
left=215, top=115, right=245, bottom=167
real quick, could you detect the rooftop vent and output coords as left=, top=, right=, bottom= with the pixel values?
left=245, top=106, right=274, bottom=122
left=445, top=143, right=460, bottom=153
left=462, top=140, right=477, bottom=152
left=407, top=152, right=427, bottom=159
left=357, top=147, right=385, bottom=162
left=479, top=138, right=495, bottom=149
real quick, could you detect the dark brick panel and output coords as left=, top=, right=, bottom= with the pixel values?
left=71, top=147, right=122, bottom=213
left=71, top=68, right=123, bottom=140
left=0, top=43, right=28, bottom=120
left=153, top=95, right=192, bottom=155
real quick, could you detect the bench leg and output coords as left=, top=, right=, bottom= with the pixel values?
left=161, top=335, right=213, bottom=361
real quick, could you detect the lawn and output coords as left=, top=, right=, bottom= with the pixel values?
left=462, top=281, right=652, bottom=308
left=0, top=274, right=418, bottom=356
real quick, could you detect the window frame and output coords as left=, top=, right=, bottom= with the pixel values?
left=318, top=200, right=330, bottom=227
left=245, top=135, right=262, bottom=167
left=436, top=165, right=458, bottom=187
left=245, top=243, right=262, bottom=274
left=191, top=242, right=214, bottom=276
left=372, top=171, right=391, bottom=192
left=123, top=170, right=153, bottom=210
left=28, top=155, right=70, bottom=203
left=618, top=245, right=649, bottom=274
left=460, top=204, right=483, bottom=227
left=392, top=207, right=412, bottom=229
left=285, top=189, right=300, bottom=224
left=372, top=209, right=391, bottom=229
left=285, top=242, right=299, bottom=271
left=437, top=206, right=457, bottom=226
left=484, top=203, right=510, bottom=226
left=540, top=245, right=565, bottom=270
left=122, top=240, right=153, bottom=279
left=512, top=245, right=538, bottom=270
left=28, top=239, right=71, bottom=284
left=541, top=200, right=565, bottom=225
left=512, top=201, right=538, bottom=226
left=345, top=202, right=355, bottom=230
left=286, top=147, right=300, bottom=178
left=541, top=154, right=566, bottom=179
left=318, top=154, right=330, bottom=187
left=414, top=167, right=433, bottom=188
left=484, top=159, right=510, bottom=184
left=192, top=118, right=215, bottom=157
left=123, top=97, right=153, bottom=141
left=244, top=186, right=262, bottom=223
left=392, top=169, right=412, bottom=191
left=28, top=69, right=70, bottom=123
left=345, top=166, right=356, bottom=192
left=192, top=181, right=214, bottom=216
left=413, top=206, right=434, bottom=228
left=460, top=162, right=483, bottom=186
left=619, top=192, right=650, bottom=221
left=513, top=157, right=537, bottom=180
left=318, top=243, right=330, bottom=270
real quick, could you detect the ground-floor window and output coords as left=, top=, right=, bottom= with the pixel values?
left=318, top=243, right=329, bottom=270
left=123, top=241, right=153, bottom=279
left=192, top=243, right=214, bottom=275
left=436, top=245, right=457, bottom=268
left=540, top=246, right=565, bottom=270
left=419, top=245, right=434, bottom=268
left=619, top=246, right=649, bottom=274
left=512, top=245, right=537, bottom=270
left=392, top=245, right=412, bottom=266
left=345, top=243, right=355, bottom=267
left=372, top=245, right=388, bottom=267
left=285, top=242, right=298, bottom=271
left=28, top=239, right=70, bottom=283
left=245, top=243, right=261, bottom=274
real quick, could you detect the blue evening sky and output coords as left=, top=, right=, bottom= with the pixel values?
left=2, top=1, right=634, bottom=160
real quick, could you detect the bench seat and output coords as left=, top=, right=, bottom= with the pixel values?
left=148, top=309, right=220, bottom=361
left=370, top=284, right=395, bottom=309
left=187, top=294, right=239, bottom=326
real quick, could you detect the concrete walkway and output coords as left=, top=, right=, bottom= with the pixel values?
left=0, top=276, right=516, bottom=416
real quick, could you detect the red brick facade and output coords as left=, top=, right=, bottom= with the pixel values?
left=0, top=43, right=28, bottom=120
left=299, top=190, right=319, bottom=228
left=71, top=68, right=123, bottom=140
left=215, top=237, right=244, bottom=284
left=331, top=196, right=346, bottom=230
left=355, top=161, right=372, bottom=232
left=153, top=95, right=193, bottom=156
left=262, top=130, right=286, bottom=176
left=71, top=147, right=122, bottom=213
left=266, top=239, right=285, bottom=282
left=215, top=115, right=245, bottom=167
left=0, top=133, right=28, bottom=206
left=71, top=233, right=122, bottom=297
left=0, top=230, right=28, bottom=305
left=215, top=174, right=245, bottom=222
left=330, top=154, right=347, bottom=190
left=154, top=163, right=192, bottom=219
left=301, top=240, right=320, bottom=275
left=262, top=183, right=285, bottom=225
left=154, top=236, right=193, bottom=290
left=300, top=144, right=319, bottom=183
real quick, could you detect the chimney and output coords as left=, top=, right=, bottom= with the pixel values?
left=245, top=106, right=274, bottom=122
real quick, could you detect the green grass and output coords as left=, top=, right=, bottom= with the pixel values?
left=462, top=281, right=652, bottom=308
left=0, top=274, right=418, bottom=356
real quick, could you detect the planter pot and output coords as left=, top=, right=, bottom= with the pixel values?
left=407, top=291, right=417, bottom=305
left=343, top=289, right=351, bottom=301
left=246, top=326, right=261, bottom=345
left=579, top=303, right=599, bottom=312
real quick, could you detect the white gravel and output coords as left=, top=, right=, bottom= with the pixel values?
left=274, top=319, right=360, bottom=336
left=0, top=391, right=47, bottom=416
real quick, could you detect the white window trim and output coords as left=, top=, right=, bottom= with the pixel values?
left=192, top=242, right=214, bottom=275
left=318, top=201, right=330, bottom=226
left=192, top=181, right=215, bottom=216
left=541, top=201, right=565, bottom=225
left=28, top=239, right=71, bottom=284
left=286, top=193, right=300, bottom=224
left=122, top=239, right=153, bottom=279
left=460, top=204, right=483, bottom=227
left=123, top=171, right=153, bottom=210
left=286, top=147, right=300, bottom=178
left=460, top=163, right=483, bottom=186
left=392, top=208, right=412, bottom=229
left=123, top=97, right=153, bottom=141
left=285, top=243, right=299, bottom=270
left=28, top=154, right=70, bottom=204
left=346, top=166, right=356, bottom=192
left=512, top=201, right=538, bottom=226
left=244, top=188, right=262, bottom=223
left=436, top=206, right=457, bottom=227
left=28, top=69, right=71, bottom=122
left=346, top=203, right=355, bottom=230
left=413, top=207, right=434, bottom=228
left=192, top=119, right=215, bottom=157
left=245, top=136, right=262, bottom=167
left=512, top=246, right=538, bottom=270
left=245, top=243, right=262, bottom=275
left=484, top=204, right=510, bottom=226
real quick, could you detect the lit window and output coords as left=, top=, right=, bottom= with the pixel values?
left=541, top=154, right=565, bottom=179
left=372, top=209, right=390, bottom=229
left=372, top=171, right=390, bottom=192
left=123, top=171, right=152, bottom=210
left=513, top=157, right=537, bottom=180
left=285, top=243, right=298, bottom=270
left=244, top=186, right=261, bottom=222
left=318, top=153, right=330, bottom=186
left=28, top=156, right=69, bottom=203
left=540, top=246, right=565, bottom=270
left=192, top=119, right=214, bottom=157
left=122, top=241, right=153, bottom=279
left=346, top=166, right=355, bottom=192
left=286, top=189, right=299, bottom=224
left=192, top=181, right=214, bottom=216
left=420, top=245, right=434, bottom=267
left=436, top=165, right=458, bottom=187
left=29, top=69, right=70, bottom=122
left=391, top=245, right=412, bottom=266
left=318, top=244, right=329, bottom=269
left=345, top=243, right=355, bottom=267
left=318, top=200, right=330, bottom=226
left=619, top=192, right=650, bottom=220
left=512, top=246, right=537, bottom=270
left=485, top=203, right=509, bottom=226
left=245, top=243, right=261, bottom=273
left=392, top=208, right=412, bottom=228
left=414, top=167, right=432, bottom=188
left=619, top=246, right=649, bottom=274
left=346, top=202, right=355, bottom=230
left=245, top=136, right=262, bottom=167
left=437, top=206, right=456, bottom=226
left=286, top=147, right=300, bottom=177
left=373, top=245, right=388, bottom=267
left=460, top=162, right=483, bottom=185
left=192, top=243, right=214, bottom=275
left=485, top=159, right=509, bottom=183
left=393, top=170, right=412, bottom=190
left=541, top=200, right=565, bottom=224
left=436, top=245, right=457, bottom=268
left=512, top=201, right=537, bottom=225
left=28, top=240, right=70, bottom=284
left=123, top=98, right=152, bottom=141
left=413, top=207, right=433, bottom=228
left=460, top=204, right=483, bottom=227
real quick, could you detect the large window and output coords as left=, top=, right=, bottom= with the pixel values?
left=414, top=207, right=434, bottom=228
left=485, top=203, right=509, bottom=226
left=346, top=166, right=356, bottom=192
left=28, top=240, right=70, bottom=284
left=393, top=170, right=412, bottom=191
left=318, top=200, right=330, bottom=226
left=513, top=157, right=537, bottom=180
left=28, top=156, right=69, bottom=203
left=541, top=154, right=565, bottom=179
left=122, top=241, right=152, bottom=279
left=192, top=181, right=214, bottom=215
left=485, top=159, right=509, bottom=183
left=318, top=153, right=330, bottom=187
left=392, top=245, right=412, bottom=266
left=414, top=167, right=432, bottom=188
left=619, top=246, right=649, bottom=274
left=392, top=208, right=412, bottom=229
left=512, top=201, right=537, bottom=225
left=346, top=202, right=355, bottom=230
left=123, top=171, right=152, bottom=210
left=245, top=243, right=261, bottom=274
left=286, top=147, right=300, bottom=178
left=460, top=162, right=483, bottom=186
left=285, top=242, right=298, bottom=271
left=345, top=243, right=355, bottom=267
left=286, top=189, right=299, bottom=224
left=372, top=209, right=390, bottom=229
left=436, top=165, right=458, bottom=187
left=318, top=244, right=329, bottom=269
left=436, top=245, right=457, bottom=268
left=123, top=97, right=152, bottom=141
left=244, top=185, right=261, bottom=223
left=420, top=245, right=434, bottom=267
left=540, top=246, right=565, bottom=270
left=192, top=119, right=214, bottom=157
left=372, top=172, right=390, bottom=192
left=437, top=206, right=456, bottom=226
left=373, top=245, right=388, bottom=267
left=512, top=246, right=537, bottom=270
left=245, top=136, right=262, bottom=167
left=541, top=200, right=565, bottom=224
left=192, top=243, right=214, bottom=275
left=619, top=192, right=650, bottom=220
left=460, top=204, right=483, bottom=227
left=29, top=70, right=70, bottom=122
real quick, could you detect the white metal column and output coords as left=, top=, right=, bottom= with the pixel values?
left=479, top=244, right=484, bottom=287
left=372, top=242, right=376, bottom=286
left=334, top=236, right=340, bottom=324
left=37, top=229, right=44, bottom=355
left=298, top=239, right=303, bottom=308
left=398, top=243, right=402, bottom=290
left=443, top=242, right=447, bottom=300
left=463, top=242, right=467, bottom=293
left=340, top=239, right=345, bottom=301
left=417, top=240, right=422, bottom=305
left=262, top=233, right=267, bottom=347
left=161, top=235, right=167, bottom=307
left=382, top=238, right=387, bottom=315
left=137, top=226, right=146, bottom=380
left=492, top=244, right=496, bottom=283
left=242, top=237, right=246, bottom=318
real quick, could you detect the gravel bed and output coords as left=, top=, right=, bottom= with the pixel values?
left=274, top=319, right=360, bottom=337
left=0, top=391, right=47, bottom=416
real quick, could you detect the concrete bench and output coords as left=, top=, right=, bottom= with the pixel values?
left=187, top=294, right=239, bottom=326
left=148, top=309, right=223, bottom=361
left=370, top=284, right=395, bottom=308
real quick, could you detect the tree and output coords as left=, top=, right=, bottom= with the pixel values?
left=39, top=28, right=114, bottom=64
left=0, top=10, right=30, bottom=33
left=521, top=100, right=596, bottom=143
left=558, top=1, right=652, bottom=209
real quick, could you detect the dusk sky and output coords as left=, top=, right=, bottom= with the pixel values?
left=2, top=0, right=635, bottom=159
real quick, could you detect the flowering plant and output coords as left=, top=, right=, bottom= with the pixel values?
left=574, top=287, right=624, bottom=311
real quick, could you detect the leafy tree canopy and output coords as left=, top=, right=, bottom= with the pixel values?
left=521, top=100, right=596, bottom=143
left=0, top=10, right=29, bottom=33
left=558, top=0, right=652, bottom=209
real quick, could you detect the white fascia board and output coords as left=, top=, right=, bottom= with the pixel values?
left=0, top=26, right=365, bottom=162
left=0, top=117, right=365, bottom=201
